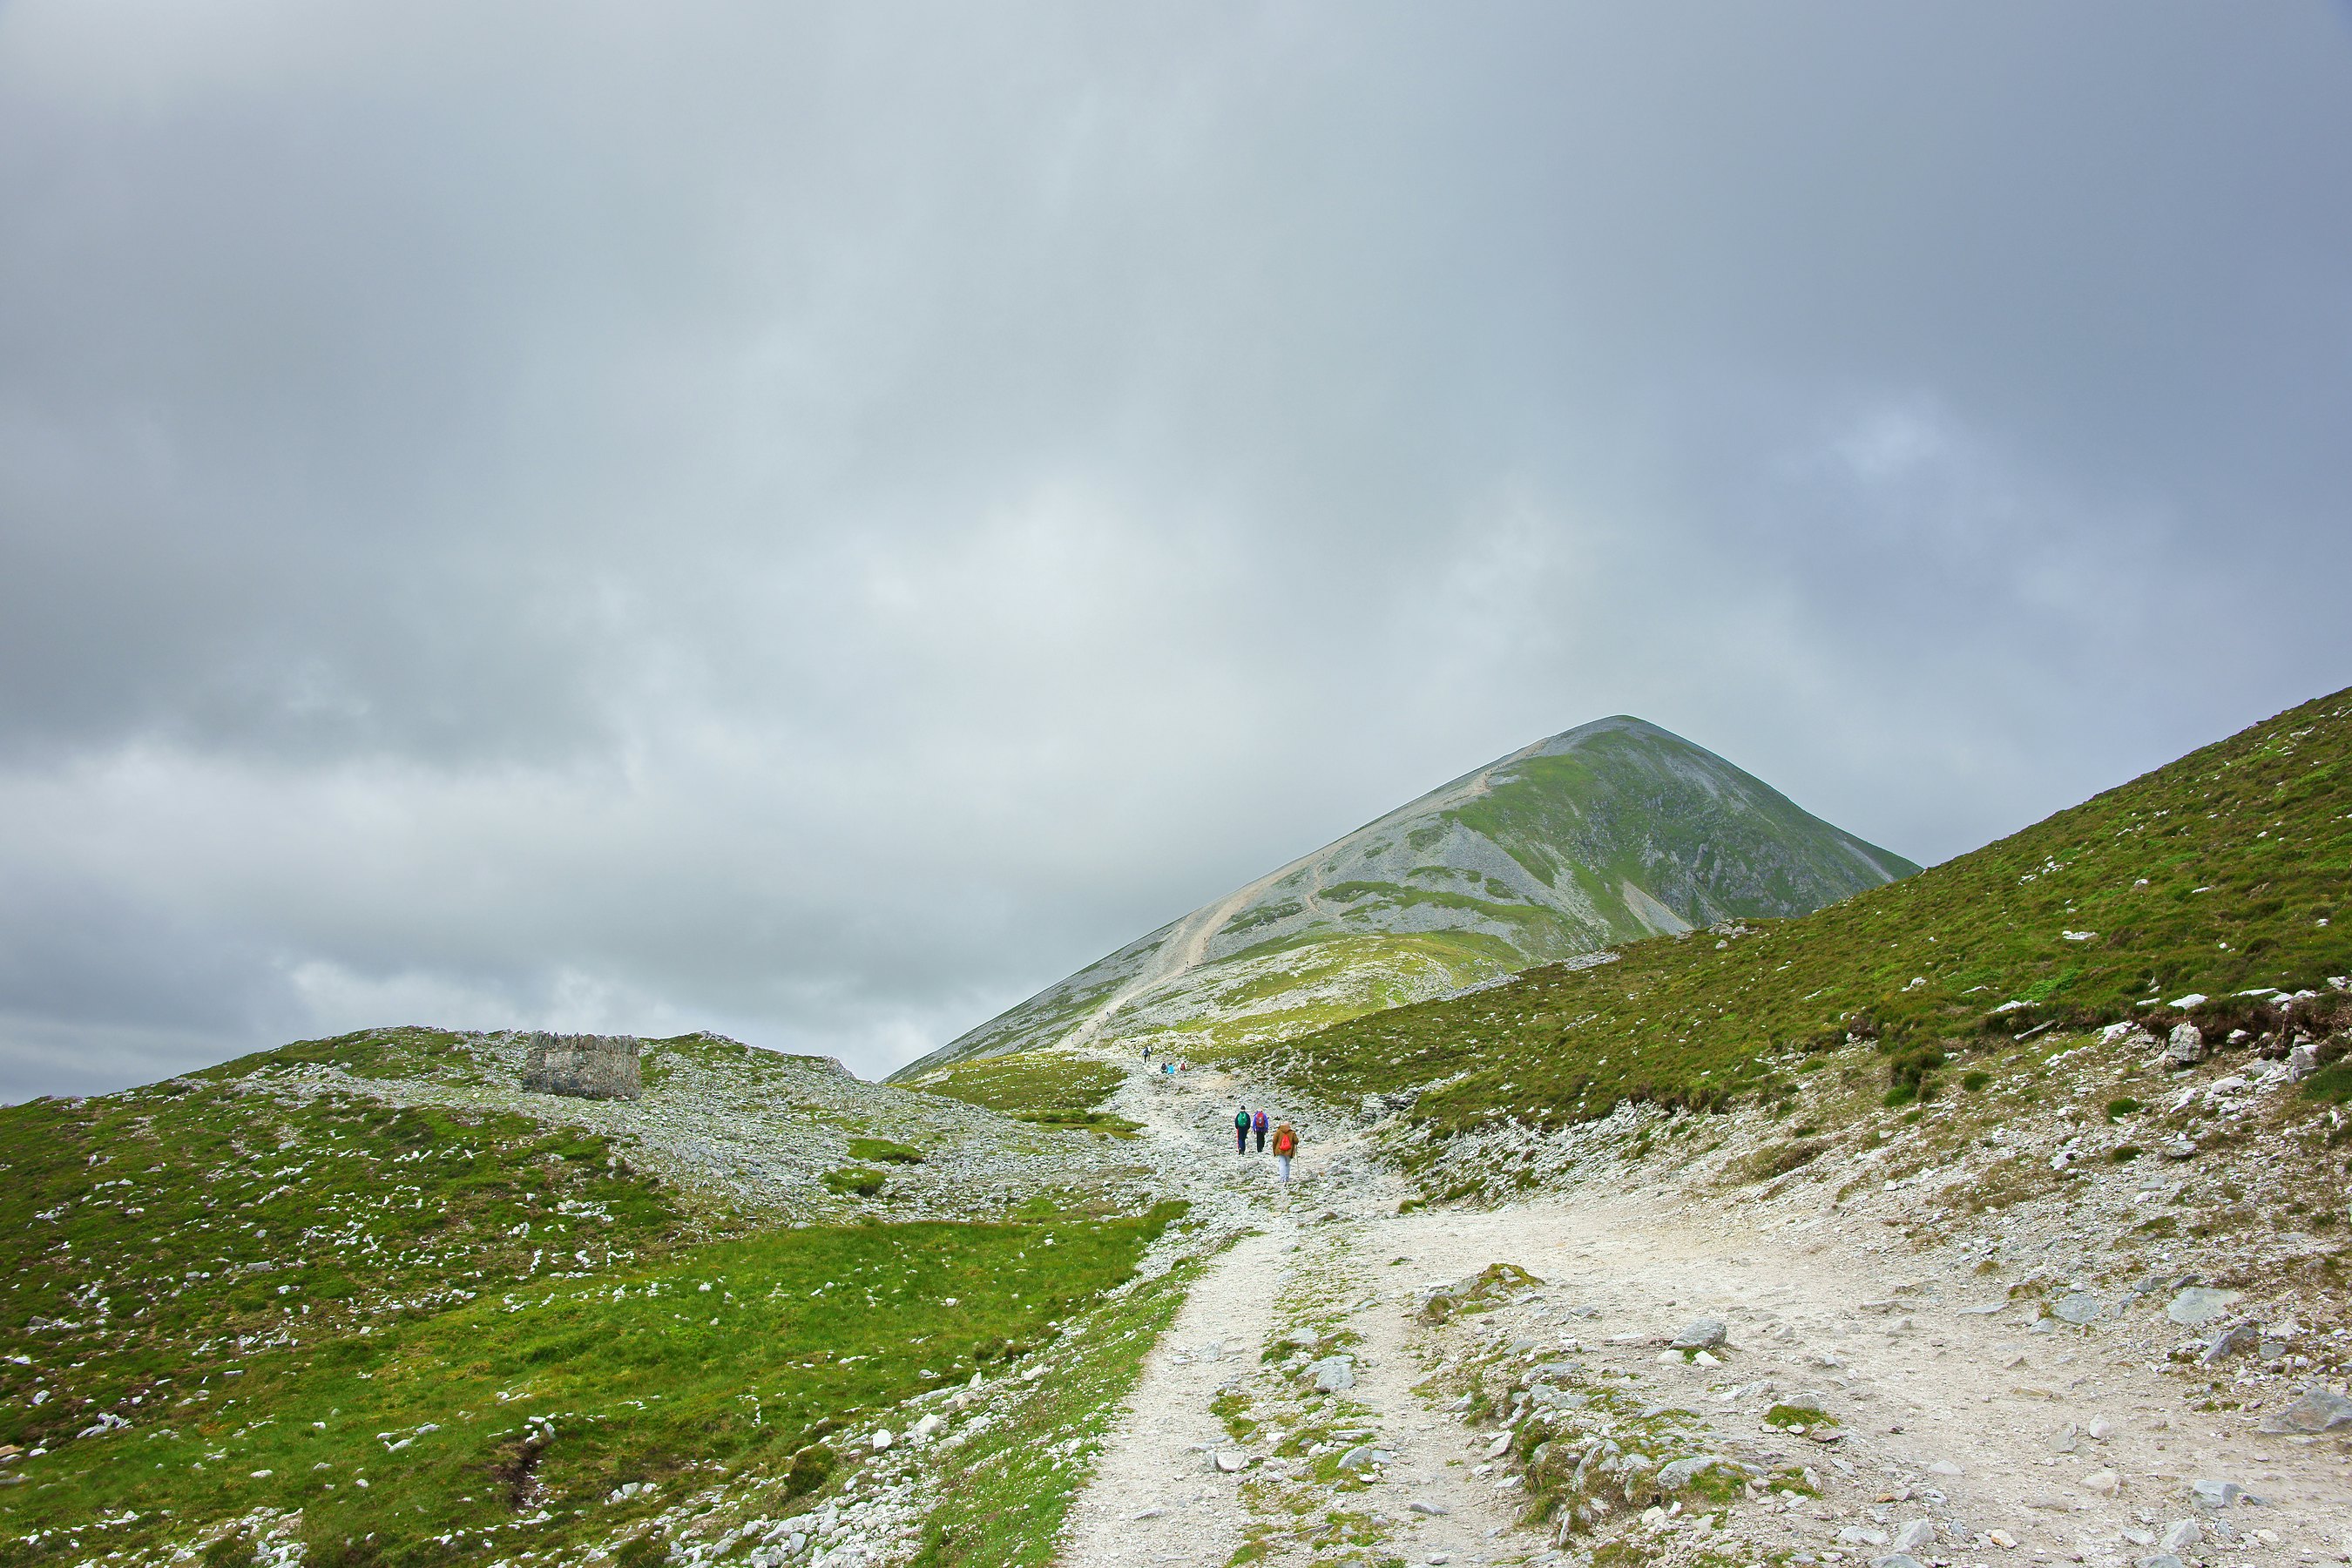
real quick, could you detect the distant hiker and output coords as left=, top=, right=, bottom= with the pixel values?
left=1272, top=1121, right=1298, bottom=1182
left=1141, top=1044, right=1152, bottom=1060
left=1251, top=1108, right=1269, bottom=1152
left=1233, top=1105, right=1251, bottom=1154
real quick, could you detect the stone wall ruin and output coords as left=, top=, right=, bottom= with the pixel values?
left=520, top=1032, right=643, bottom=1100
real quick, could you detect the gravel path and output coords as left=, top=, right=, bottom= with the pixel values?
left=1060, top=1064, right=1551, bottom=1568
left=1059, top=1057, right=2352, bottom=1568
left=1058, top=1223, right=1299, bottom=1565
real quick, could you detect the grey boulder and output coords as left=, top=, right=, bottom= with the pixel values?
left=2164, top=1287, right=2240, bottom=1327
left=1306, top=1356, right=1355, bottom=1392
left=1891, top=1519, right=1936, bottom=1552
left=2258, top=1384, right=2352, bottom=1433
left=1655, top=1455, right=1732, bottom=1490
left=2051, top=1293, right=2107, bottom=1326
left=2199, top=1323, right=2260, bottom=1364
left=1671, top=1318, right=1728, bottom=1350
left=2189, top=1478, right=2244, bottom=1510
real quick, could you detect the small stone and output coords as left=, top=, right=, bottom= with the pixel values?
left=2084, top=1469, right=2121, bottom=1496
left=2159, top=1135, right=2198, bottom=1159
left=869, top=1429, right=894, bottom=1450
left=1408, top=1499, right=1450, bottom=1516
left=2189, top=1478, right=2244, bottom=1510
left=1693, top=1349, right=1720, bottom=1368
left=2257, top=1384, right=2352, bottom=1433
left=1336, top=1445, right=1376, bottom=1471
left=1837, top=1525, right=1891, bottom=1547
left=1214, top=1450, right=1247, bottom=1473
left=1672, top=1318, right=1729, bottom=1350
left=1926, top=1459, right=1963, bottom=1477
left=1892, top=1519, right=1935, bottom=1551
left=2199, top=1323, right=2260, bottom=1364
left=2085, top=1417, right=2117, bottom=1442
left=1987, top=1529, right=2018, bottom=1549
left=1130, top=1508, right=1166, bottom=1520
left=2159, top=1519, right=2200, bottom=1552
left=910, top=1414, right=943, bottom=1438
left=2165, top=1023, right=2205, bottom=1065
left=2165, top=1287, right=2240, bottom=1326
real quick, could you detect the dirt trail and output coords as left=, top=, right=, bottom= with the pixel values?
left=1060, top=1063, right=2352, bottom=1568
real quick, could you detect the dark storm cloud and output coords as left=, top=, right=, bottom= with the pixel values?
left=2, top=1, right=2347, bottom=1098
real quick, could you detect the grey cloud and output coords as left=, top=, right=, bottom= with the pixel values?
left=1, top=1, right=2346, bottom=1098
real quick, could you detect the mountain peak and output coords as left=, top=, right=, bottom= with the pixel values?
left=892, top=720, right=1913, bottom=1080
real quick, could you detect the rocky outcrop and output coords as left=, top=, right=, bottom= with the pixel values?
left=521, top=1032, right=643, bottom=1099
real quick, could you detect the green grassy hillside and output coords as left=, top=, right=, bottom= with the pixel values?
left=0, top=1031, right=1178, bottom=1565
left=1251, top=686, right=2352, bottom=1137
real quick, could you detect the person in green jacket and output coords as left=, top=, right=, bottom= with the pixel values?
left=1233, top=1105, right=1251, bottom=1154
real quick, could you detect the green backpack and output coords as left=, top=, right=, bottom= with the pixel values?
left=1234, top=1110, right=1252, bottom=1131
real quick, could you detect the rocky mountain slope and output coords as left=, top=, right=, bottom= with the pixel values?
left=895, top=716, right=1916, bottom=1080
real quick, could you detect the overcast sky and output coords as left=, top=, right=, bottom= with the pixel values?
left=2, top=3, right=2348, bottom=1098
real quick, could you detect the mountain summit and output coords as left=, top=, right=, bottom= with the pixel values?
left=894, top=717, right=1915, bottom=1078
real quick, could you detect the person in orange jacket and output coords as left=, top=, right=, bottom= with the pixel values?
left=1271, top=1121, right=1298, bottom=1183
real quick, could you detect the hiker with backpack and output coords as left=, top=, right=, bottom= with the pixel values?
left=1251, top=1107, right=1269, bottom=1152
left=1233, top=1105, right=1251, bottom=1153
left=1272, top=1121, right=1298, bottom=1182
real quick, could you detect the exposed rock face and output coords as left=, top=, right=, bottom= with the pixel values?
left=521, top=1032, right=643, bottom=1100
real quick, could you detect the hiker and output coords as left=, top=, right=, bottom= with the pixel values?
left=1251, top=1107, right=1268, bottom=1152
left=1272, top=1120, right=1298, bottom=1182
left=1233, top=1104, right=1251, bottom=1154
left=1141, top=1044, right=1152, bottom=1061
